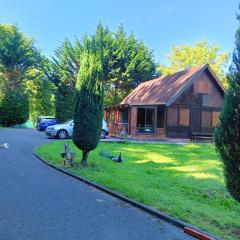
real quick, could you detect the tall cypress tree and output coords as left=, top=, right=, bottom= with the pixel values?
left=73, top=35, right=104, bottom=166
left=215, top=12, right=240, bottom=202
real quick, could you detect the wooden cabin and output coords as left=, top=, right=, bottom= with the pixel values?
left=104, top=64, right=224, bottom=139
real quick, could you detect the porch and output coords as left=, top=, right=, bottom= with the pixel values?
left=104, top=105, right=166, bottom=138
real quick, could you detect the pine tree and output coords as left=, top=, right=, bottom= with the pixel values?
left=215, top=23, right=240, bottom=202
left=72, top=35, right=104, bottom=166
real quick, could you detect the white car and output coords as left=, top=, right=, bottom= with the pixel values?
left=45, top=119, right=109, bottom=139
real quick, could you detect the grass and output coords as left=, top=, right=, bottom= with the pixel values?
left=35, top=141, right=240, bottom=240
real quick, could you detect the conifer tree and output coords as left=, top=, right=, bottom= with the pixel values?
left=72, top=35, right=104, bottom=166
left=215, top=12, right=240, bottom=202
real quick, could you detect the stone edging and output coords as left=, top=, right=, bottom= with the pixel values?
left=33, top=151, right=221, bottom=240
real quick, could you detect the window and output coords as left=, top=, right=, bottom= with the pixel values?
left=157, top=107, right=165, bottom=128
left=120, top=109, right=128, bottom=123
left=212, top=111, right=220, bottom=127
left=194, top=79, right=211, bottom=94
left=137, top=108, right=145, bottom=127
left=137, top=108, right=155, bottom=133
left=179, top=108, right=190, bottom=126
left=167, top=107, right=178, bottom=126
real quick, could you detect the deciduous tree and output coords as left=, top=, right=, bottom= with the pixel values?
left=0, top=24, right=41, bottom=126
left=159, top=40, right=228, bottom=87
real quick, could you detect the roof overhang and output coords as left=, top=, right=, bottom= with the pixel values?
left=129, top=102, right=166, bottom=106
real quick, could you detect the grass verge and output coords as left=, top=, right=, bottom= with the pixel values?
left=35, top=140, right=240, bottom=240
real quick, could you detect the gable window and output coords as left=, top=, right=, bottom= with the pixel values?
left=194, top=79, right=211, bottom=94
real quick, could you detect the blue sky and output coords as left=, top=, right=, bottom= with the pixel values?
left=0, top=0, right=239, bottom=64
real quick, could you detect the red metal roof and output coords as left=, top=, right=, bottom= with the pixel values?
left=121, top=64, right=212, bottom=106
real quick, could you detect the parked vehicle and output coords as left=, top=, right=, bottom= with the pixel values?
left=46, top=119, right=109, bottom=139
left=37, top=116, right=57, bottom=131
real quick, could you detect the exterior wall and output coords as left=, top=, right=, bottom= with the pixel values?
left=166, top=69, right=224, bottom=138
left=129, top=105, right=165, bottom=138
left=105, top=105, right=166, bottom=139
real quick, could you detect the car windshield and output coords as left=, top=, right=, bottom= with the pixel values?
left=44, top=118, right=56, bottom=122
left=41, top=118, right=55, bottom=122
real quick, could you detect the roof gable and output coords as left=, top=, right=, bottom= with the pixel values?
left=121, top=64, right=224, bottom=106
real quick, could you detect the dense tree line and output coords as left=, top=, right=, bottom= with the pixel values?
left=0, top=23, right=230, bottom=128
left=47, top=24, right=157, bottom=122
left=0, top=24, right=53, bottom=126
left=0, top=23, right=157, bottom=126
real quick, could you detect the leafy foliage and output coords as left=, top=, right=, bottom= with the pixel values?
left=55, top=87, right=74, bottom=123
left=215, top=27, right=240, bottom=202
left=159, top=40, right=228, bottom=87
left=0, top=89, right=29, bottom=126
left=46, top=24, right=157, bottom=110
left=73, top=35, right=104, bottom=166
left=103, top=25, right=157, bottom=105
left=45, top=39, right=82, bottom=122
left=0, top=24, right=42, bottom=126
left=25, top=68, right=55, bottom=124
left=0, top=24, right=41, bottom=89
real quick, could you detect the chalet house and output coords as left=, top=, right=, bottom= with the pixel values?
left=104, top=64, right=224, bottom=139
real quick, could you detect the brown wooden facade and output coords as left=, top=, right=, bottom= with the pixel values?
left=104, top=65, right=224, bottom=139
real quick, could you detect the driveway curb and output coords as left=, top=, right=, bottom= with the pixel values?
left=34, top=151, right=221, bottom=240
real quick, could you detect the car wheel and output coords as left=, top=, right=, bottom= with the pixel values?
left=100, top=130, right=106, bottom=139
left=57, top=129, right=68, bottom=139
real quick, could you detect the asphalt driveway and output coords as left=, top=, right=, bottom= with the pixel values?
left=0, top=128, right=194, bottom=240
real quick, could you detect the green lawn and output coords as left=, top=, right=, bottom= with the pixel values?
left=36, top=141, right=240, bottom=240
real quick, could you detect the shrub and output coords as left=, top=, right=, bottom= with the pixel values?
left=0, top=89, right=29, bottom=127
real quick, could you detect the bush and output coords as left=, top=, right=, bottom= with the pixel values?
left=0, top=89, right=29, bottom=127
left=55, top=87, right=74, bottom=123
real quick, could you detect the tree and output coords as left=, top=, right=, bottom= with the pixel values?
left=25, top=68, right=55, bottom=124
left=0, top=24, right=41, bottom=89
left=158, top=40, right=229, bottom=87
left=45, top=39, right=82, bottom=123
left=104, top=25, right=157, bottom=105
left=0, top=89, right=29, bottom=126
left=0, top=24, right=41, bottom=126
left=215, top=17, right=240, bottom=202
left=73, top=35, right=104, bottom=166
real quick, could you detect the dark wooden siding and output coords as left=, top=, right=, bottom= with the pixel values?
left=166, top=69, right=224, bottom=138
